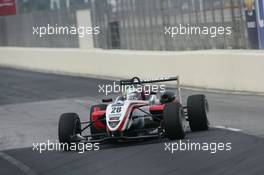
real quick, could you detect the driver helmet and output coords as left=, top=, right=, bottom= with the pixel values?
left=123, top=86, right=142, bottom=100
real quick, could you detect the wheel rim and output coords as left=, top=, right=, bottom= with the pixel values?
left=204, top=99, right=209, bottom=126
left=180, top=108, right=187, bottom=132
left=73, top=119, right=81, bottom=135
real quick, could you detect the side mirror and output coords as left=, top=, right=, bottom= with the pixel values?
left=102, top=98, right=113, bottom=103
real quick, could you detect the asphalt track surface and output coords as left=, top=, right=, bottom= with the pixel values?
left=0, top=67, right=264, bottom=175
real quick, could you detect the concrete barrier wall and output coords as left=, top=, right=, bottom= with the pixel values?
left=1, top=47, right=264, bottom=93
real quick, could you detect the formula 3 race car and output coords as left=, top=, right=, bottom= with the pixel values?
left=58, top=76, right=209, bottom=145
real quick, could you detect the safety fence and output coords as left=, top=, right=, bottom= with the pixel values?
left=91, top=0, right=247, bottom=50
left=0, top=0, right=248, bottom=50
left=0, top=9, right=78, bottom=48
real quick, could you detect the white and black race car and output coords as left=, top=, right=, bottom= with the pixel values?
left=58, top=76, right=209, bottom=144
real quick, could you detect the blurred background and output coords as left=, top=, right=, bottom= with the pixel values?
left=0, top=0, right=263, bottom=50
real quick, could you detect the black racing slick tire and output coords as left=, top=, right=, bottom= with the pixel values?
left=90, top=104, right=107, bottom=137
left=163, top=102, right=186, bottom=140
left=58, top=113, right=81, bottom=144
left=187, top=94, right=209, bottom=131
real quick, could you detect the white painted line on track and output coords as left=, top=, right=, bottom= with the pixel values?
left=0, top=152, right=37, bottom=175
left=213, top=126, right=242, bottom=132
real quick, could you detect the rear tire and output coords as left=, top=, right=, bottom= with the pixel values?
left=58, top=113, right=81, bottom=144
left=90, top=104, right=107, bottom=138
left=163, top=102, right=186, bottom=140
left=187, top=94, right=209, bottom=131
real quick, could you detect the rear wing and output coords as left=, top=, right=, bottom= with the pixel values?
left=119, top=76, right=182, bottom=104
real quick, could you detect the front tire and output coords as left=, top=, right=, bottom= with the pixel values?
left=187, top=94, right=209, bottom=131
left=163, top=102, right=186, bottom=140
left=58, top=113, right=81, bottom=144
